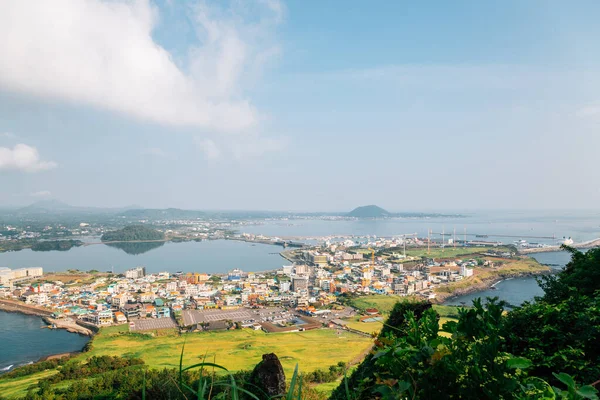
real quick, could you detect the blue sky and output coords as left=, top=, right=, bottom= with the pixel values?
left=0, top=0, right=599, bottom=211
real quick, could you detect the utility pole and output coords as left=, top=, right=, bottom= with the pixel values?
left=427, top=229, right=430, bottom=255
left=453, top=227, right=456, bottom=249
left=442, top=226, right=445, bottom=253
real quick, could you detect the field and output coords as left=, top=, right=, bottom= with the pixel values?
left=347, top=295, right=405, bottom=314
left=0, top=370, right=58, bottom=398
left=80, top=325, right=372, bottom=376
left=0, top=326, right=373, bottom=398
left=402, top=246, right=506, bottom=259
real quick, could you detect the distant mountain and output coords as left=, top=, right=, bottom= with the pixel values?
left=348, top=205, right=391, bottom=218
left=19, top=199, right=73, bottom=212
left=120, top=208, right=206, bottom=220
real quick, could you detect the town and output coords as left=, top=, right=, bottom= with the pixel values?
left=0, top=235, right=532, bottom=337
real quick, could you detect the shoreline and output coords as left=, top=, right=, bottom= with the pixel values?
left=433, top=269, right=554, bottom=305
left=0, top=308, right=91, bottom=374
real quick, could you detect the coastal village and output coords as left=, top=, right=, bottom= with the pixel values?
left=0, top=235, right=545, bottom=336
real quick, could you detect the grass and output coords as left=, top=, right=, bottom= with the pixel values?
left=78, top=326, right=372, bottom=377
left=0, top=370, right=58, bottom=398
left=391, top=246, right=506, bottom=260
left=0, top=327, right=372, bottom=398
left=344, top=316, right=384, bottom=335
left=347, top=295, right=404, bottom=314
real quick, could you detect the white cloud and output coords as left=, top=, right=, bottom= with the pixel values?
left=31, top=190, right=52, bottom=197
left=0, top=132, right=16, bottom=138
left=195, top=138, right=221, bottom=160
left=0, top=0, right=282, bottom=132
left=0, top=144, right=57, bottom=172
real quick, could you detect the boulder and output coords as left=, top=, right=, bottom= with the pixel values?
left=249, top=353, right=286, bottom=399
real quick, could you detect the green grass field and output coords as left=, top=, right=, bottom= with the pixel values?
left=402, top=246, right=505, bottom=259
left=348, top=295, right=464, bottom=315
left=0, top=370, right=58, bottom=398
left=0, top=327, right=373, bottom=398
left=79, top=326, right=372, bottom=376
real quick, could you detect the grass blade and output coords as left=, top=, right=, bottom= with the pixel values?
left=286, top=364, right=299, bottom=400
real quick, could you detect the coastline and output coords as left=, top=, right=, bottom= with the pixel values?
left=433, top=269, right=553, bottom=305
left=0, top=309, right=91, bottom=373
left=519, top=238, right=600, bottom=254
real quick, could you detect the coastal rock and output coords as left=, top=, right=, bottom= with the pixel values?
left=249, top=353, right=286, bottom=399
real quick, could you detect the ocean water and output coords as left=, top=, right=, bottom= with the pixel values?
left=0, top=311, right=89, bottom=372
left=242, top=210, right=600, bottom=244
left=0, top=240, right=287, bottom=274
left=443, top=251, right=570, bottom=306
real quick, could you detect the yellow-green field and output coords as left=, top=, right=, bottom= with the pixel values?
left=0, top=370, right=58, bottom=398
left=81, top=326, right=372, bottom=376
left=0, top=327, right=373, bottom=398
left=402, top=246, right=504, bottom=259
left=344, top=316, right=384, bottom=334
left=347, top=295, right=405, bottom=314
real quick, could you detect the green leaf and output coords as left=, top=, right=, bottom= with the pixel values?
left=506, top=357, right=532, bottom=370
left=552, top=372, right=575, bottom=389
left=576, top=385, right=599, bottom=400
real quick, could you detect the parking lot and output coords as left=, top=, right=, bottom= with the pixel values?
left=182, top=309, right=254, bottom=326
left=182, top=306, right=296, bottom=327
left=130, top=317, right=177, bottom=331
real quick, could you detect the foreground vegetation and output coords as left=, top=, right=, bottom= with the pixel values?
left=0, top=327, right=371, bottom=399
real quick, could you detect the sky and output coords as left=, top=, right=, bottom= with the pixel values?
left=1, top=0, right=599, bottom=211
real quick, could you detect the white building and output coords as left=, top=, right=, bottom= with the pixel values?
left=0, top=267, right=43, bottom=285
left=125, top=267, right=146, bottom=280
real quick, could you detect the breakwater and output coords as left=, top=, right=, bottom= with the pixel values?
left=0, top=299, right=53, bottom=317
left=519, top=238, right=600, bottom=254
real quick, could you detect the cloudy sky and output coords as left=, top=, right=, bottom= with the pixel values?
left=1, top=0, right=599, bottom=211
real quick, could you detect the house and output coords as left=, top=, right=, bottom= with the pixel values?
left=114, top=311, right=127, bottom=324
left=365, top=308, right=379, bottom=315
left=139, top=292, right=155, bottom=303
left=97, top=310, right=113, bottom=325
left=122, top=303, right=142, bottom=320
left=144, top=304, right=157, bottom=318
left=156, top=306, right=170, bottom=318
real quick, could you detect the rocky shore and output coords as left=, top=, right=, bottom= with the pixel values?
left=433, top=269, right=553, bottom=304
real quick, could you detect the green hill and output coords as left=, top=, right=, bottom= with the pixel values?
left=101, top=225, right=165, bottom=242
left=348, top=205, right=391, bottom=218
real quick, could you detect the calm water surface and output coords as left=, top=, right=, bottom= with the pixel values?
left=0, top=240, right=286, bottom=274
left=443, top=251, right=570, bottom=306
left=0, top=311, right=89, bottom=372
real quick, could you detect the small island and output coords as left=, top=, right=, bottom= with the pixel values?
left=31, top=240, right=83, bottom=252
left=348, top=205, right=391, bottom=218
left=101, top=225, right=165, bottom=242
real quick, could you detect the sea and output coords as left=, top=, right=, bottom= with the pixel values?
left=0, top=311, right=89, bottom=372
left=0, top=240, right=286, bottom=274
left=0, top=210, right=597, bottom=371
